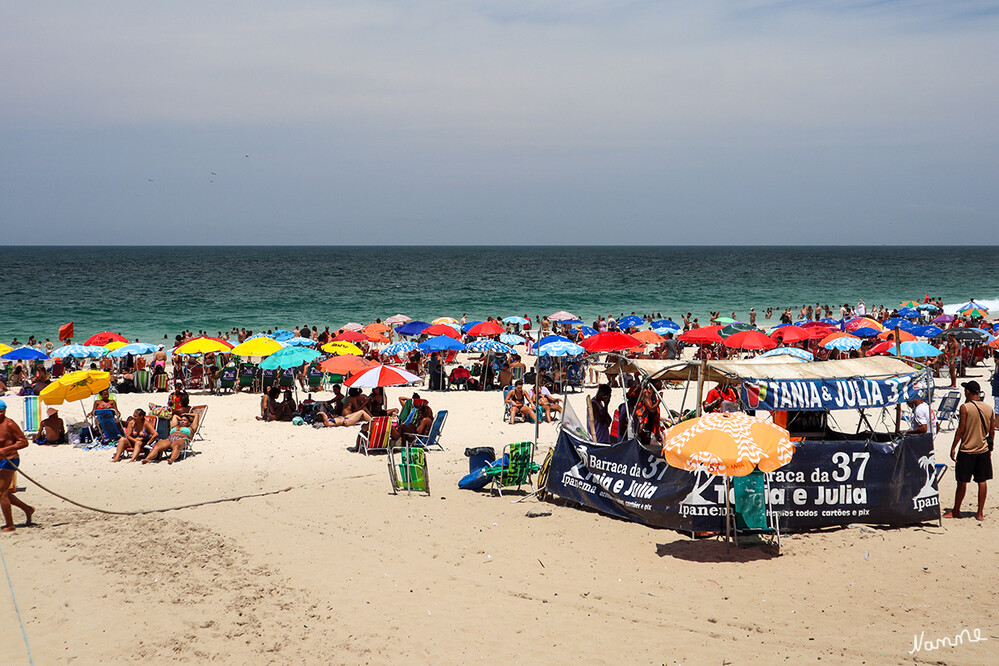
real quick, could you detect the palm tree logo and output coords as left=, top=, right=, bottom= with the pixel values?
left=681, top=465, right=716, bottom=506
left=914, top=454, right=938, bottom=499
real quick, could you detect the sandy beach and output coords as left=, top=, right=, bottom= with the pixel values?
left=1, top=356, right=997, bottom=665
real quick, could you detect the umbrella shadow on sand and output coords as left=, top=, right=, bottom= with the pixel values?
left=655, top=537, right=779, bottom=562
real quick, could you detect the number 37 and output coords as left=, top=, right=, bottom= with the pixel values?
left=832, top=451, right=870, bottom=482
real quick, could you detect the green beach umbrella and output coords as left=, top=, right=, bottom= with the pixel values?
left=259, top=346, right=320, bottom=370
left=719, top=323, right=756, bottom=337
left=715, top=317, right=737, bottom=325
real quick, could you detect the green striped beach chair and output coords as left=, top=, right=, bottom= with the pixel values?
left=484, top=441, right=539, bottom=497
left=22, top=395, right=41, bottom=434
left=388, top=445, right=430, bottom=495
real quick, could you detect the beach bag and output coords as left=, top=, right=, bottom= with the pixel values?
left=148, top=403, right=172, bottom=419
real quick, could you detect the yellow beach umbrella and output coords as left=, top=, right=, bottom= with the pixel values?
left=0, top=343, right=12, bottom=356
left=175, top=337, right=233, bottom=355
left=40, top=370, right=111, bottom=406
left=104, top=340, right=128, bottom=351
left=321, top=341, right=362, bottom=356
left=230, top=337, right=284, bottom=357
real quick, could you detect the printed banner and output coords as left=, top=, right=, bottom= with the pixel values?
left=740, top=374, right=926, bottom=411
left=544, top=430, right=940, bottom=532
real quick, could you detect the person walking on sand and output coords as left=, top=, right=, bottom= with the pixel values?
left=944, top=381, right=995, bottom=521
left=0, top=400, right=35, bottom=532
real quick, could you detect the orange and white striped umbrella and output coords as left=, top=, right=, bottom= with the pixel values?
left=661, top=412, right=795, bottom=477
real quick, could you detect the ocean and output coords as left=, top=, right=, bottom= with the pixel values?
left=1, top=246, right=997, bottom=344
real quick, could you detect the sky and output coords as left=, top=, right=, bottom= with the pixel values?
left=2, top=1, right=999, bottom=245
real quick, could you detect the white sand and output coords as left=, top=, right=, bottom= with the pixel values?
left=0, top=357, right=996, bottom=664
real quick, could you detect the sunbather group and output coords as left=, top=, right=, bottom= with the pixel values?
left=111, top=408, right=201, bottom=464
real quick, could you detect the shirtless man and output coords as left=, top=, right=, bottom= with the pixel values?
left=34, top=407, right=66, bottom=445
left=0, top=400, right=34, bottom=532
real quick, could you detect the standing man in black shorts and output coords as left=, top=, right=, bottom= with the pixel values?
left=944, top=381, right=995, bottom=521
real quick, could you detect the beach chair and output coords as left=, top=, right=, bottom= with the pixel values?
left=21, top=395, right=41, bottom=434
left=133, top=369, right=152, bottom=392
left=935, top=390, right=961, bottom=431
left=511, top=366, right=525, bottom=383
left=585, top=396, right=596, bottom=440
left=237, top=364, right=257, bottom=392
left=358, top=416, right=392, bottom=456
left=260, top=369, right=277, bottom=393
left=306, top=364, right=324, bottom=392
left=387, top=445, right=430, bottom=495
left=483, top=441, right=539, bottom=496
left=93, top=408, right=124, bottom=444
left=413, top=410, right=447, bottom=451
left=153, top=372, right=170, bottom=392
left=725, top=471, right=780, bottom=553
left=397, top=399, right=414, bottom=426
left=217, top=365, right=237, bottom=393
left=187, top=364, right=204, bottom=390
left=278, top=368, right=296, bottom=391
left=566, top=363, right=585, bottom=392
left=189, top=405, right=208, bottom=442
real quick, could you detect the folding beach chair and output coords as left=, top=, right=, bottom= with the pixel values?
left=413, top=410, right=447, bottom=451
left=483, top=441, right=539, bottom=496
left=306, top=364, right=324, bottom=392
left=93, top=408, right=124, bottom=444
left=21, top=395, right=41, bottom=434
left=187, top=364, right=204, bottom=390
left=188, top=405, right=208, bottom=442
left=725, top=470, right=780, bottom=553
left=237, top=364, right=257, bottom=392
left=217, top=365, right=237, bottom=393
left=153, top=372, right=170, bottom=392
left=278, top=368, right=295, bottom=391
left=935, top=390, right=961, bottom=431
left=260, top=369, right=277, bottom=393
left=396, top=399, right=414, bottom=426
left=387, top=445, right=430, bottom=495
left=133, top=369, right=152, bottom=392
left=358, top=416, right=391, bottom=456
left=510, top=366, right=525, bottom=383
left=565, top=362, right=585, bottom=392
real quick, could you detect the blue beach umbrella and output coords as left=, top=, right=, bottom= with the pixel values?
left=396, top=321, right=430, bottom=337
left=897, top=308, right=919, bottom=318
left=2, top=347, right=49, bottom=361
left=758, top=347, right=814, bottom=361
left=282, top=336, right=317, bottom=347
left=272, top=329, right=295, bottom=342
left=418, top=336, right=465, bottom=352
left=536, top=335, right=571, bottom=348
left=914, top=325, right=943, bottom=338
left=577, top=326, right=598, bottom=337
left=499, top=334, right=526, bottom=346
left=851, top=327, right=881, bottom=338
left=617, top=315, right=644, bottom=329
left=107, top=342, right=159, bottom=358
left=461, top=321, right=482, bottom=334
left=538, top=341, right=585, bottom=357
left=382, top=341, right=418, bottom=356
left=51, top=344, right=104, bottom=359
left=917, top=304, right=940, bottom=312
left=820, top=318, right=840, bottom=325
left=896, top=341, right=942, bottom=358
left=246, top=333, right=273, bottom=340
left=466, top=340, right=514, bottom=354
left=502, top=316, right=529, bottom=325
left=824, top=337, right=862, bottom=352
left=259, top=346, right=321, bottom=370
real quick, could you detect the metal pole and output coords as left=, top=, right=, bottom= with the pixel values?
left=695, top=356, right=707, bottom=416
left=894, top=325, right=902, bottom=433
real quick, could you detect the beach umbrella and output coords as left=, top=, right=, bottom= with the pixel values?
left=331, top=330, right=367, bottom=343
left=503, top=316, right=529, bottom=325
left=461, top=321, right=482, bottom=334
left=500, top=333, right=526, bottom=346
left=896, top=341, right=942, bottom=358
left=877, top=329, right=917, bottom=342
left=723, top=330, right=777, bottom=351
left=0, top=343, right=11, bottom=356
left=715, top=317, right=737, bottom=325
left=661, top=412, right=795, bottom=477
left=344, top=364, right=421, bottom=388
left=321, top=341, right=363, bottom=356
left=866, top=341, right=894, bottom=356
left=107, top=342, right=159, bottom=357
left=418, top=335, right=465, bottom=352
left=364, top=332, right=390, bottom=344
left=632, top=330, right=666, bottom=345
left=819, top=318, right=841, bottom=326
left=914, top=325, right=943, bottom=338
left=175, top=337, right=233, bottom=355
left=576, top=326, right=598, bottom=337
left=259, top=346, right=321, bottom=370
left=956, top=302, right=986, bottom=313
left=897, top=308, right=919, bottom=319
left=271, top=329, right=295, bottom=342
left=651, top=319, right=680, bottom=330
left=800, top=321, right=836, bottom=330
left=882, top=318, right=910, bottom=330
left=51, top=344, right=104, bottom=359
left=381, top=341, right=418, bottom=357
left=719, top=323, right=755, bottom=337
left=39, top=370, right=111, bottom=406
left=395, top=321, right=430, bottom=337
left=617, top=315, right=644, bottom=329
left=769, top=326, right=810, bottom=344
left=963, top=308, right=989, bottom=318
left=823, top=336, right=862, bottom=351
left=468, top=321, right=504, bottom=337
left=538, top=341, right=585, bottom=357
left=341, top=322, right=364, bottom=331
left=385, top=314, right=411, bottom=325
left=579, top=331, right=641, bottom=353
left=845, top=318, right=883, bottom=332
left=851, top=327, right=882, bottom=339
left=677, top=326, right=725, bottom=345
left=319, top=355, right=379, bottom=376
left=548, top=310, right=579, bottom=322
left=84, top=332, right=128, bottom=346
left=431, top=316, right=458, bottom=325
left=932, top=328, right=990, bottom=343
left=104, top=340, right=128, bottom=351
left=536, top=335, right=572, bottom=348
left=917, top=304, right=940, bottom=312
left=899, top=300, right=920, bottom=308
left=931, top=314, right=954, bottom=324
left=230, top=337, right=284, bottom=357
left=466, top=340, right=513, bottom=354
left=1, top=347, right=49, bottom=361
left=282, top=336, right=317, bottom=347
left=758, top=347, right=814, bottom=361
left=365, top=322, right=391, bottom=334
left=423, top=324, right=460, bottom=339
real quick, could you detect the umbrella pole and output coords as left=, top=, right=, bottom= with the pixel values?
left=894, top=326, right=902, bottom=433
left=695, top=356, right=707, bottom=416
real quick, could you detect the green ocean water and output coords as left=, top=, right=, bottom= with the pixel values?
left=1, top=246, right=996, bottom=343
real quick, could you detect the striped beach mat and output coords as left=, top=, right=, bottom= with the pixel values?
left=22, top=395, right=41, bottom=433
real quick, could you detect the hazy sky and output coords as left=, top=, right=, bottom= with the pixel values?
left=3, top=1, right=998, bottom=245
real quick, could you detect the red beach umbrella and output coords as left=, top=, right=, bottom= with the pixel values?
left=866, top=341, right=894, bottom=356
left=333, top=330, right=368, bottom=342
left=85, top=331, right=128, bottom=346
left=724, top=330, right=778, bottom=351
left=468, top=321, right=504, bottom=337
left=769, top=326, right=810, bottom=344
left=319, top=355, right=379, bottom=376
left=677, top=325, right=725, bottom=345
left=579, top=331, right=642, bottom=353
left=423, top=324, right=461, bottom=339
left=344, top=364, right=421, bottom=388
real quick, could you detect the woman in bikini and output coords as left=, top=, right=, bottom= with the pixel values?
left=317, top=409, right=372, bottom=428
left=141, top=412, right=200, bottom=464
left=112, top=408, right=157, bottom=462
